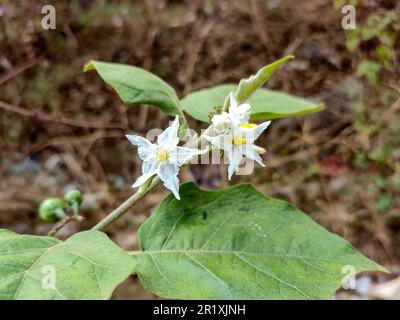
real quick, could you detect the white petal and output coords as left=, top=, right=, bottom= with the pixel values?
left=142, top=160, right=159, bottom=175
left=126, top=134, right=151, bottom=148
left=132, top=159, right=158, bottom=188
left=242, top=144, right=265, bottom=167
left=236, top=103, right=251, bottom=123
left=228, top=91, right=251, bottom=125
left=204, top=135, right=232, bottom=152
left=132, top=172, right=155, bottom=188
left=158, top=164, right=181, bottom=199
left=227, top=147, right=243, bottom=180
left=170, top=147, right=208, bottom=165
left=126, top=135, right=153, bottom=160
left=157, top=115, right=180, bottom=148
left=229, top=92, right=238, bottom=108
left=245, top=121, right=271, bottom=143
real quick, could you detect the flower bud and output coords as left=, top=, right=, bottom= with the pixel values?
left=254, top=145, right=266, bottom=155
left=39, top=198, right=66, bottom=223
left=211, top=112, right=231, bottom=134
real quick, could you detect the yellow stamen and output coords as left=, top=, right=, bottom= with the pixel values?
left=156, top=150, right=169, bottom=161
left=240, top=123, right=257, bottom=129
left=233, top=136, right=247, bottom=145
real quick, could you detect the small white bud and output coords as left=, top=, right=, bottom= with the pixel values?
left=211, top=112, right=231, bottom=134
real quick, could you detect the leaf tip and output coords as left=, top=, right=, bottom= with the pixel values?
left=83, top=61, right=95, bottom=73
left=276, top=55, right=295, bottom=64
left=378, top=265, right=391, bottom=274
left=315, top=103, right=326, bottom=112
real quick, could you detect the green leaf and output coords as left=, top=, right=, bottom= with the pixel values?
left=235, top=55, right=294, bottom=103
left=0, top=230, right=137, bottom=300
left=135, top=182, right=385, bottom=300
left=84, top=60, right=181, bottom=116
left=181, top=84, right=324, bottom=123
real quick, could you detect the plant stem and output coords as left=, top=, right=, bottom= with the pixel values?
left=92, top=177, right=161, bottom=231
left=48, top=215, right=84, bottom=237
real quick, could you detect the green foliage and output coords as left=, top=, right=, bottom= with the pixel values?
left=134, top=182, right=384, bottom=299
left=376, top=195, right=392, bottom=214
left=345, top=11, right=399, bottom=86
left=0, top=230, right=137, bottom=299
left=345, top=11, right=398, bottom=52
left=85, top=57, right=324, bottom=125
left=356, top=60, right=381, bottom=87
left=1, top=2, right=391, bottom=301
left=84, top=60, right=182, bottom=116
left=181, top=84, right=324, bottom=123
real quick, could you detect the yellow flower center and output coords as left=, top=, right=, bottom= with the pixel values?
left=240, top=123, right=258, bottom=129
left=156, top=150, right=169, bottom=161
left=233, top=136, right=247, bottom=145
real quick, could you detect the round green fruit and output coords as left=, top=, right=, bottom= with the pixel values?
left=38, top=198, right=66, bottom=223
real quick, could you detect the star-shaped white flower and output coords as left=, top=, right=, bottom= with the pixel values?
left=126, top=116, right=206, bottom=199
left=206, top=93, right=271, bottom=180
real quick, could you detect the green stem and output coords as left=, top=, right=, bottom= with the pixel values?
left=55, top=208, right=67, bottom=220
left=70, top=202, right=80, bottom=216
left=91, top=176, right=161, bottom=231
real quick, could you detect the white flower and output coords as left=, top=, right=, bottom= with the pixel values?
left=207, top=93, right=271, bottom=180
left=126, top=116, right=206, bottom=199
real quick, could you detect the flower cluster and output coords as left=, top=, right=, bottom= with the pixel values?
left=206, top=93, right=271, bottom=180
left=127, top=93, right=271, bottom=199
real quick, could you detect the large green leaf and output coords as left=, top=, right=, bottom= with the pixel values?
left=84, top=60, right=181, bottom=116
left=0, top=230, right=137, bottom=299
left=181, top=84, right=324, bottom=122
left=135, top=182, right=384, bottom=300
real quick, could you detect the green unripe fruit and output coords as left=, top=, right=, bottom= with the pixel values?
left=65, top=189, right=83, bottom=205
left=64, top=189, right=83, bottom=215
left=39, top=198, right=66, bottom=223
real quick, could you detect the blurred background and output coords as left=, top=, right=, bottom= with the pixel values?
left=0, top=0, right=399, bottom=299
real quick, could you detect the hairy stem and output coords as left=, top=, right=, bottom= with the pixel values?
left=92, top=177, right=161, bottom=231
